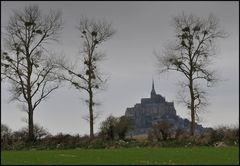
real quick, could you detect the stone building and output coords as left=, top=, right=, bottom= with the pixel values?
left=125, top=80, right=205, bottom=136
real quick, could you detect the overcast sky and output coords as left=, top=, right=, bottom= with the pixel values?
left=1, top=1, right=239, bottom=135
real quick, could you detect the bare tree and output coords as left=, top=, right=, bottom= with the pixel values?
left=57, top=16, right=115, bottom=140
left=156, top=13, right=226, bottom=136
left=1, top=5, right=63, bottom=142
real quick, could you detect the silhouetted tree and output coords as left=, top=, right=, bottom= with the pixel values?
left=115, top=116, right=133, bottom=140
left=57, top=16, right=115, bottom=140
left=99, top=115, right=132, bottom=140
left=1, top=5, right=63, bottom=142
left=99, top=115, right=118, bottom=140
left=156, top=13, right=226, bottom=136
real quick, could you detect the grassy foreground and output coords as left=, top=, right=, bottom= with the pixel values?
left=1, top=147, right=239, bottom=165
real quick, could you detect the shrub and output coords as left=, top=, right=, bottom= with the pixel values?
left=147, top=121, right=173, bottom=141
left=99, top=115, right=133, bottom=141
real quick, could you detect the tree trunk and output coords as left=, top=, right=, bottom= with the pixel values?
left=26, top=53, right=35, bottom=142
left=190, top=103, right=195, bottom=136
left=189, top=79, right=195, bottom=136
left=89, top=90, right=94, bottom=140
left=28, top=104, right=34, bottom=142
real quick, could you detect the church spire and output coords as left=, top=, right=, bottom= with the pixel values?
left=151, top=78, right=156, bottom=98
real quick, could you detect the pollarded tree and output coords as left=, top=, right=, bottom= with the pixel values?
left=58, top=16, right=115, bottom=140
left=1, top=5, right=63, bottom=142
left=156, top=13, right=226, bottom=136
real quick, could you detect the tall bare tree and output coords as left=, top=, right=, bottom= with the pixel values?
left=57, top=16, right=115, bottom=139
left=1, top=5, right=63, bottom=142
left=156, top=13, right=226, bottom=136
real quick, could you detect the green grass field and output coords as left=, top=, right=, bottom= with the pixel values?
left=1, top=147, right=239, bottom=165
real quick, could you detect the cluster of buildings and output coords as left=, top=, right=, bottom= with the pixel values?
left=125, top=80, right=206, bottom=136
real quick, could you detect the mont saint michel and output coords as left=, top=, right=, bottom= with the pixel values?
left=125, top=80, right=205, bottom=136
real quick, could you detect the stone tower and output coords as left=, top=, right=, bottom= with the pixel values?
left=125, top=80, right=206, bottom=136
left=151, top=79, right=156, bottom=98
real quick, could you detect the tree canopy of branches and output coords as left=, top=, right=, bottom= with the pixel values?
left=1, top=5, right=63, bottom=142
left=57, top=16, right=115, bottom=140
left=156, top=13, right=226, bottom=136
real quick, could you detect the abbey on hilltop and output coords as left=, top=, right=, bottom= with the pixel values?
left=125, top=80, right=205, bottom=136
